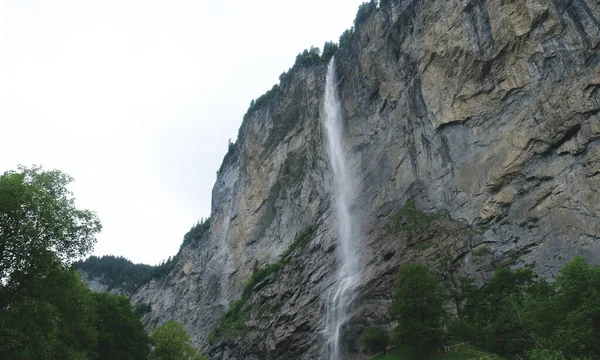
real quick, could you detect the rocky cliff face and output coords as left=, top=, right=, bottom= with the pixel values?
left=131, top=0, right=600, bottom=359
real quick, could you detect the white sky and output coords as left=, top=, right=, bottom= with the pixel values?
left=0, top=0, right=365, bottom=265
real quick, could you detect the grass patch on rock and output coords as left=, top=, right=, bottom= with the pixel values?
left=393, top=199, right=441, bottom=232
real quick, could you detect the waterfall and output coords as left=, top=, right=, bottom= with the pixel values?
left=323, top=56, right=361, bottom=360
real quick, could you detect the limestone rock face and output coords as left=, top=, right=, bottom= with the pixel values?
left=131, top=0, right=600, bottom=359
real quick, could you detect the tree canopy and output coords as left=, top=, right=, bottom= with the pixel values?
left=150, top=321, right=207, bottom=360
left=0, top=166, right=195, bottom=360
left=0, top=166, right=101, bottom=309
left=390, top=263, right=446, bottom=353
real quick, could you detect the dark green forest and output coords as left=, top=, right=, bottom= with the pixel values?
left=74, top=218, right=210, bottom=293
left=363, top=259, right=600, bottom=360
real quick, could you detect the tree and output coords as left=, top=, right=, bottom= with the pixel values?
left=361, top=326, right=389, bottom=354
left=322, top=41, right=339, bottom=63
left=339, top=28, right=355, bottom=48
left=150, top=321, right=207, bottom=360
left=0, top=166, right=101, bottom=309
left=552, top=256, right=600, bottom=357
left=354, top=0, right=377, bottom=29
left=390, top=263, right=446, bottom=354
left=454, top=267, right=552, bottom=357
left=92, top=292, right=150, bottom=360
left=0, top=256, right=98, bottom=360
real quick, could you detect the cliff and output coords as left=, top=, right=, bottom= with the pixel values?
left=130, top=0, right=600, bottom=359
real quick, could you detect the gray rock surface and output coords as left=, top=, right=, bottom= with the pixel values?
left=130, top=0, right=600, bottom=358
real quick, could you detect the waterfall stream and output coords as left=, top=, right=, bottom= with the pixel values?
left=323, top=56, right=361, bottom=360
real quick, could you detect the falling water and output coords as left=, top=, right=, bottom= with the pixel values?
left=323, top=56, right=361, bottom=360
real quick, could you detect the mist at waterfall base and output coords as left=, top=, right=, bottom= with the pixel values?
left=322, top=57, right=362, bottom=360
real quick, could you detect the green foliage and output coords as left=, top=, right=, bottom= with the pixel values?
left=527, top=349, right=566, bottom=360
left=92, top=292, right=150, bottom=360
left=0, top=166, right=101, bottom=309
left=370, top=344, right=503, bottom=360
left=246, top=84, right=281, bottom=114
left=134, top=303, right=152, bottom=318
left=0, top=166, right=151, bottom=360
left=294, top=46, right=322, bottom=68
left=552, top=256, right=600, bottom=357
left=361, top=326, right=389, bottom=354
left=0, top=258, right=97, bottom=360
left=451, top=267, right=549, bottom=357
left=75, top=255, right=154, bottom=293
left=211, top=262, right=284, bottom=343
left=76, top=218, right=211, bottom=287
left=180, top=218, right=211, bottom=252
left=210, top=226, right=315, bottom=343
left=281, top=226, right=315, bottom=261
left=150, top=321, right=207, bottom=360
left=452, top=257, right=600, bottom=359
left=339, top=28, right=355, bottom=48
left=217, top=136, right=238, bottom=175
left=390, top=263, right=446, bottom=354
left=0, top=258, right=151, bottom=360
left=322, top=41, right=339, bottom=64
left=354, top=1, right=377, bottom=29
left=392, top=199, right=440, bottom=232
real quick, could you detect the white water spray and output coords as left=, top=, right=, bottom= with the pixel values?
left=323, top=57, right=361, bottom=360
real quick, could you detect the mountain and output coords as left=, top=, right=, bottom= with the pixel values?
left=96, top=0, right=600, bottom=359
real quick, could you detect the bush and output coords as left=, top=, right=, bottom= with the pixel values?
left=361, top=326, right=389, bottom=354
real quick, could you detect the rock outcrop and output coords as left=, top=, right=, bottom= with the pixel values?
left=131, top=0, right=600, bottom=359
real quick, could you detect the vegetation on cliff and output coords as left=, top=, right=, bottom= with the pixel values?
left=75, top=217, right=211, bottom=291
left=209, top=226, right=315, bottom=344
left=245, top=0, right=378, bottom=116
left=150, top=321, right=207, bottom=360
left=364, top=257, right=600, bottom=360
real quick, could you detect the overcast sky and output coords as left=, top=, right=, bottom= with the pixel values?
left=0, top=0, right=365, bottom=265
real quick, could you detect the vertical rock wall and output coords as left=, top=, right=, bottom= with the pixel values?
left=132, top=0, right=600, bottom=358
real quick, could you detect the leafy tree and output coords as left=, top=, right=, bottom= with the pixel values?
left=552, top=256, right=600, bottom=357
left=451, top=258, right=600, bottom=359
left=454, top=267, right=551, bottom=357
left=390, top=263, right=446, bottom=354
left=150, top=321, right=207, bottom=360
left=92, top=292, right=150, bottom=360
left=361, top=326, right=389, bottom=354
left=0, top=166, right=101, bottom=309
left=0, top=255, right=97, bottom=360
